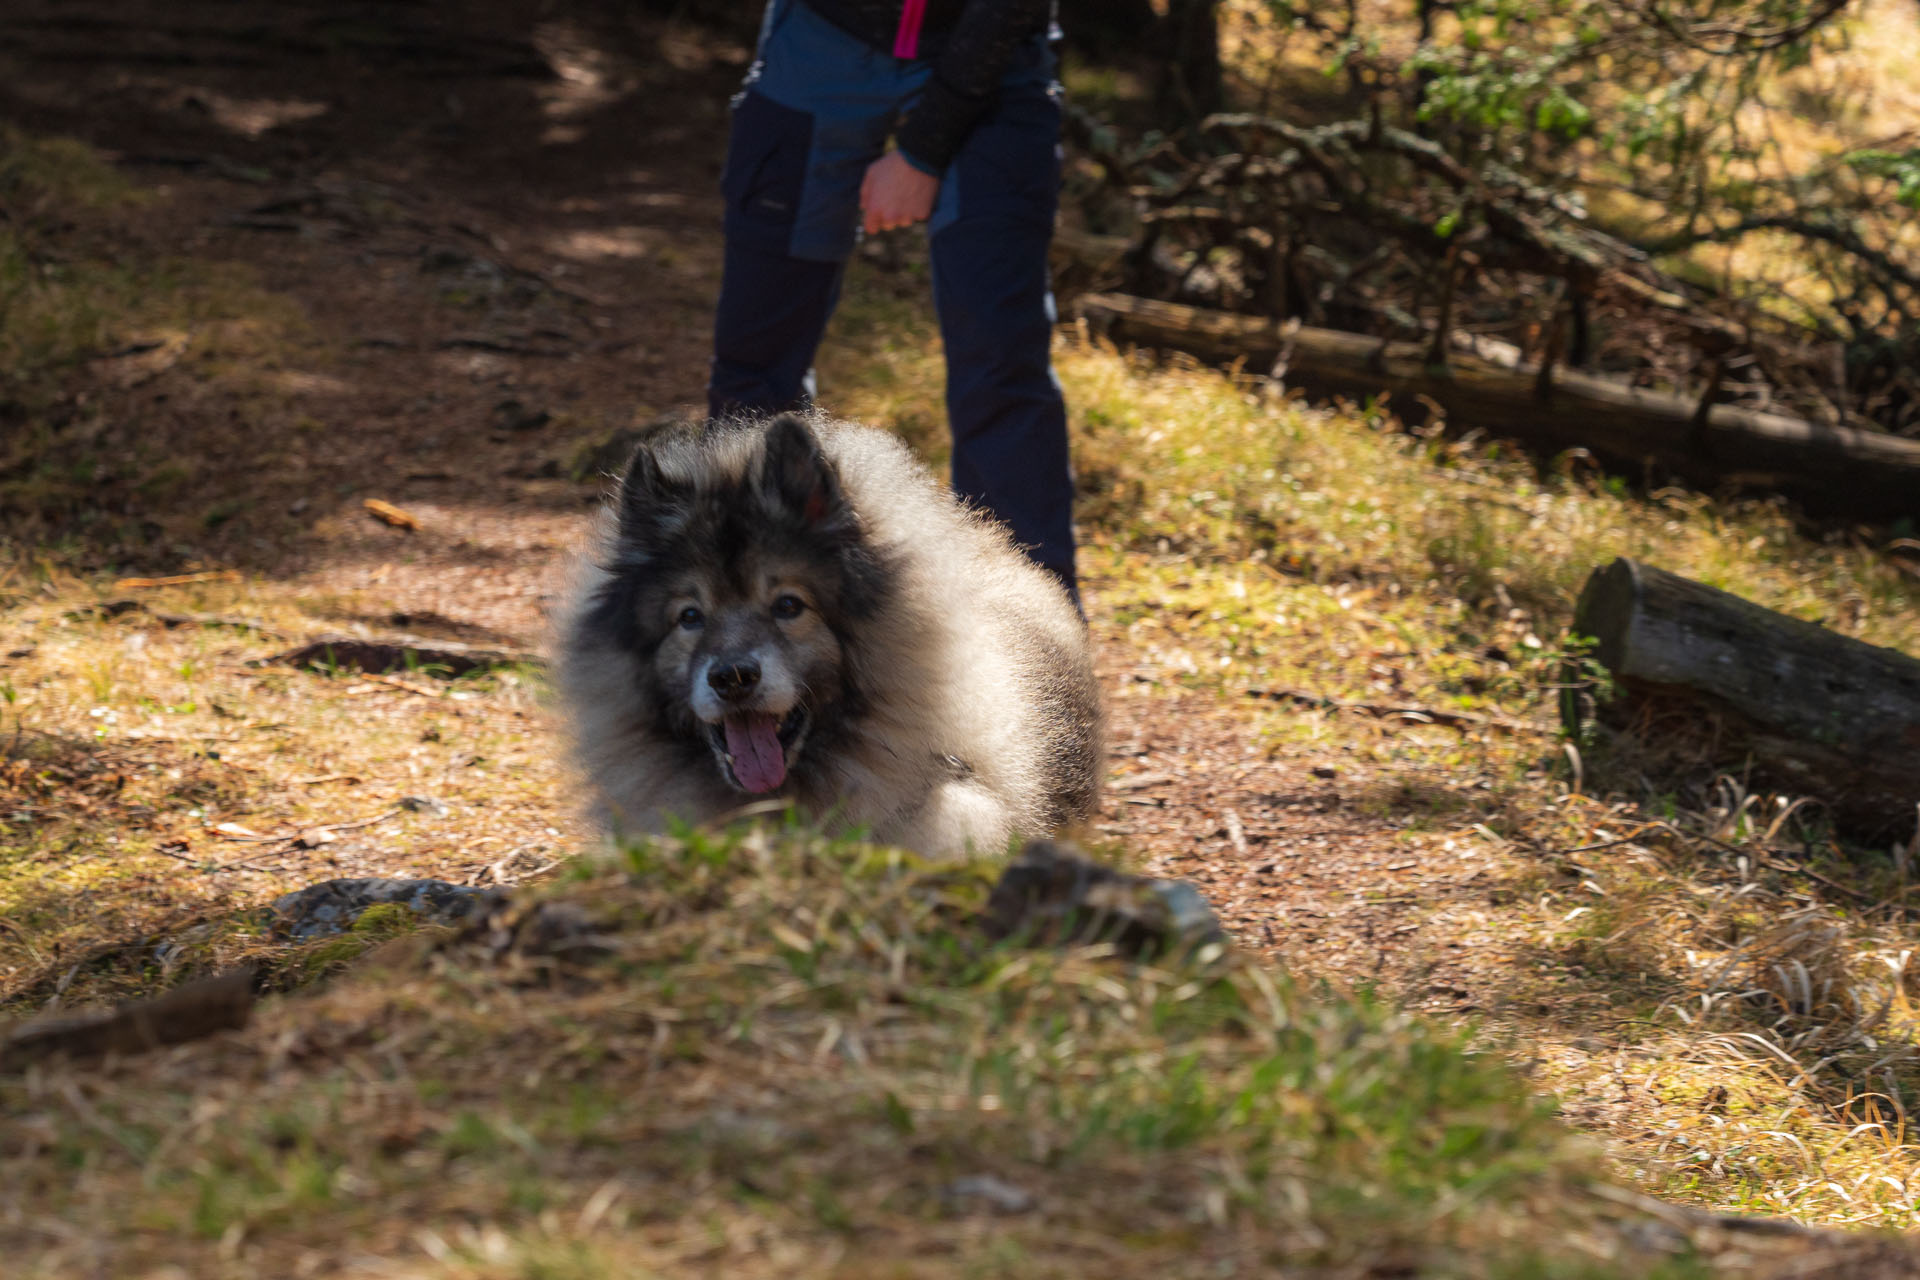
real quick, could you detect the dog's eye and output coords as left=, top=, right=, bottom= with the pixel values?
left=676, top=605, right=704, bottom=630
left=771, top=594, right=806, bottom=620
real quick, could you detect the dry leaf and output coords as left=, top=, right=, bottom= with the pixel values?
left=364, top=499, right=421, bottom=531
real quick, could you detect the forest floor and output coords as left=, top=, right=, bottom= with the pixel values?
left=5, top=3, right=1920, bottom=1276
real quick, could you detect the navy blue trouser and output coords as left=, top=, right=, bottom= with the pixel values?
left=707, top=0, right=1078, bottom=599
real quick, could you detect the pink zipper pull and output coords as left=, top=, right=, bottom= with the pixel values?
left=893, top=0, right=927, bottom=59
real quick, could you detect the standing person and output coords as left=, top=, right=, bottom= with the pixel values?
left=707, top=0, right=1080, bottom=607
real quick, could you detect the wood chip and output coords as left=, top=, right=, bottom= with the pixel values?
left=1223, top=807, right=1251, bottom=858
left=363, top=498, right=422, bottom=530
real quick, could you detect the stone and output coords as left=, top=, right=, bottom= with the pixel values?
left=982, top=840, right=1227, bottom=959
left=941, top=1175, right=1036, bottom=1215
left=270, top=877, right=507, bottom=940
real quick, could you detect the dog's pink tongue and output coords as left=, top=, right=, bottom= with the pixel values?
left=724, top=712, right=787, bottom=793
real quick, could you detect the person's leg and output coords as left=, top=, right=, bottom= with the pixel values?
left=708, top=90, right=847, bottom=419
left=709, top=3, right=900, bottom=420
left=927, top=75, right=1077, bottom=605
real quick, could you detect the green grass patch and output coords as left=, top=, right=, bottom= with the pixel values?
left=3, top=822, right=1707, bottom=1277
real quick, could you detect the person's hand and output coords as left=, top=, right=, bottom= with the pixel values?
left=860, top=150, right=940, bottom=235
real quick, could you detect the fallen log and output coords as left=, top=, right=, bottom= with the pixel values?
left=1074, top=292, right=1920, bottom=521
left=1566, top=557, right=1920, bottom=844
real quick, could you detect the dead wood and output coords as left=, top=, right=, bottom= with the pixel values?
left=1, top=969, right=254, bottom=1069
left=1568, top=557, right=1920, bottom=843
left=112, top=570, right=241, bottom=590
left=362, top=498, right=422, bottom=530
left=1076, top=292, right=1920, bottom=520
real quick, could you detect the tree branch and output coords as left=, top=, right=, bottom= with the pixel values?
left=1640, top=213, right=1920, bottom=296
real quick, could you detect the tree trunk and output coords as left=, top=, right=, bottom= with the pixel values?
left=1073, top=292, right=1920, bottom=521
left=1568, top=557, right=1920, bottom=844
left=1158, top=0, right=1222, bottom=124
left=1057, top=0, right=1160, bottom=57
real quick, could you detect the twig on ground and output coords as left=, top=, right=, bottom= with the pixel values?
left=111, top=571, right=241, bottom=590
left=206, top=806, right=402, bottom=847
left=360, top=672, right=444, bottom=698
left=1547, top=828, right=1667, bottom=856
left=1247, top=686, right=1545, bottom=734
left=152, top=842, right=277, bottom=874
left=1546, top=819, right=1877, bottom=905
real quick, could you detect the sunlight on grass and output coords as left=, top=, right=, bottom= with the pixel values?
left=0, top=579, right=569, bottom=1012
left=7, top=822, right=1688, bottom=1279
left=818, top=260, right=1920, bottom=1234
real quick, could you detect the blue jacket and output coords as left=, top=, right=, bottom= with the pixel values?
left=800, top=0, right=1056, bottom=172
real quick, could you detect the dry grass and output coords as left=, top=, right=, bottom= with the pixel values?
left=6, top=115, right=1920, bottom=1274
left=2, top=823, right=1688, bottom=1279
left=0, top=578, right=573, bottom=1013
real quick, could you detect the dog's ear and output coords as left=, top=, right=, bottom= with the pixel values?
left=618, top=439, right=693, bottom=541
left=760, top=413, right=850, bottom=532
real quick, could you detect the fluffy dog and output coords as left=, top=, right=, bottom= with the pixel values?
left=556, top=412, right=1102, bottom=857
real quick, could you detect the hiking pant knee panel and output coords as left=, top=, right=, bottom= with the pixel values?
left=710, top=90, right=848, bottom=417
left=708, top=240, right=845, bottom=420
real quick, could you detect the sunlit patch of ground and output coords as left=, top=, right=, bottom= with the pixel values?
left=822, top=255, right=1920, bottom=1230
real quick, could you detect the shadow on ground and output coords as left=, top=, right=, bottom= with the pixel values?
left=1, top=0, right=751, bottom=640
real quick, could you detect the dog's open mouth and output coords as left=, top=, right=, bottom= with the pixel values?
left=707, top=707, right=809, bottom=793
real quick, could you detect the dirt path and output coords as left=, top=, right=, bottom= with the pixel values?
left=0, top=1, right=1530, bottom=1016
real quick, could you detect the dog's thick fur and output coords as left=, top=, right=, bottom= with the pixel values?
left=556, top=412, right=1103, bottom=857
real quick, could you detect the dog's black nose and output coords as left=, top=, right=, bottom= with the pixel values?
left=707, top=659, right=761, bottom=700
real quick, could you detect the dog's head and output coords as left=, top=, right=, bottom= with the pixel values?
left=590, top=413, right=891, bottom=795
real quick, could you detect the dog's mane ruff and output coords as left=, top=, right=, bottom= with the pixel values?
left=554, top=413, right=1102, bottom=857
left=804, top=419, right=1090, bottom=851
